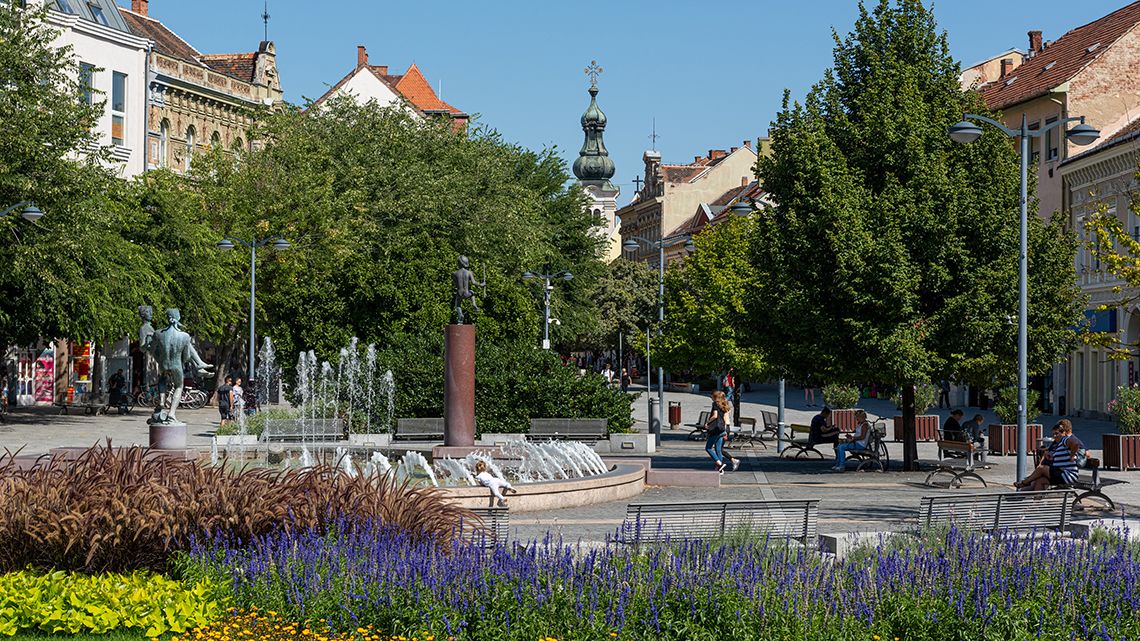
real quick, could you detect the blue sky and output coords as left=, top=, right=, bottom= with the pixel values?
left=130, top=0, right=1130, bottom=200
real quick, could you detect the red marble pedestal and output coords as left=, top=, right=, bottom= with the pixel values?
left=444, top=324, right=476, bottom=447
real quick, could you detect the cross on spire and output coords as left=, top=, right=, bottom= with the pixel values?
left=632, top=176, right=644, bottom=193
left=584, top=60, right=603, bottom=88
left=649, top=118, right=660, bottom=150
left=262, top=1, right=270, bottom=41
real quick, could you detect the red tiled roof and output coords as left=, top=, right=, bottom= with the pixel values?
left=662, top=164, right=706, bottom=183
left=393, top=63, right=465, bottom=116
left=680, top=181, right=766, bottom=235
left=120, top=9, right=200, bottom=64
left=201, top=53, right=257, bottom=83
left=980, top=1, right=1140, bottom=110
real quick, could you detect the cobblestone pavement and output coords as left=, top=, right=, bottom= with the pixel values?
left=2, top=386, right=1136, bottom=545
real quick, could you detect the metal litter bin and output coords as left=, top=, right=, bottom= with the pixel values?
left=668, top=401, right=682, bottom=429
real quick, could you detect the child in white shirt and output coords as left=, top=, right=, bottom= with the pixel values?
left=474, top=460, right=516, bottom=507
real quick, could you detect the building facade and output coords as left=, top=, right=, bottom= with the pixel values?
left=1059, top=116, right=1140, bottom=417
left=120, top=0, right=283, bottom=172
left=617, top=143, right=757, bottom=267
left=43, top=0, right=150, bottom=177
left=571, top=71, right=621, bottom=262
left=311, top=45, right=467, bottom=129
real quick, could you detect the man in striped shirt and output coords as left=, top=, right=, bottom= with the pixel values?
left=1014, top=420, right=1081, bottom=492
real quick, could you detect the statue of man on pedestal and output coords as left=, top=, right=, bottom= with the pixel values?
left=138, top=305, right=158, bottom=390
left=147, top=308, right=212, bottom=426
left=452, top=255, right=485, bottom=324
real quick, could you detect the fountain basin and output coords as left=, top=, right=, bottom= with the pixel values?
left=438, top=463, right=646, bottom=513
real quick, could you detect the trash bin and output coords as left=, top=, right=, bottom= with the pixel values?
left=668, top=401, right=682, bottom=429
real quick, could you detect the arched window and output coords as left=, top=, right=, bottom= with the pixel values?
left=184, top=126, right=196, bottom=171
left=210, top=131, right=222, bottom=149
left=232, top=137, right=245, bottom=159
left=158, top=119, right=169, bottom=168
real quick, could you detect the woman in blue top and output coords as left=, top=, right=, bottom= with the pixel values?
left=1015, top=419, right=1080, bottom=491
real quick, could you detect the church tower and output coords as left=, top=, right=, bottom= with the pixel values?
left=572, top=61, right=621, bottom=261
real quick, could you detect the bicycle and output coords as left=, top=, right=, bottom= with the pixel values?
left=135, top=384, right=208, bottom=410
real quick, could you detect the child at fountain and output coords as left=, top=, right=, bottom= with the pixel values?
left=474, top=460, right=517, bottom=507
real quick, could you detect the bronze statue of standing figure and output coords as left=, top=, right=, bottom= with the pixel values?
left=452, top=255, right=485, bottom=324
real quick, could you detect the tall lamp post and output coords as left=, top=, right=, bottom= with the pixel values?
left=622, top=233, right=695, bottom=444
left=1, top=202, right=45, bottom=222
left=217, top=235, right=290, bottom=407
left=948, top=113, right=1099, bottom=480
left=522, top=270, right=572, bottom=350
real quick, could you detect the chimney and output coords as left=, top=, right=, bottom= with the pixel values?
left=1028, top=30, right=1043, bottom=54
left=131, top=0, right=148, bottom=15
left=741, top=177, right=748, bottom=187
left=374, top=65, right=388, bottom=75
left=695, top=156, right=703, bottom=164
left=1000, top=58, right=1014, bottom=79
left=730, top=146, right=738, bottom=153
left=743, top=139, right=752, bottom=149
left=709, top=149, right=727, bottom=160
left=357, top=45, right=368, bottom=69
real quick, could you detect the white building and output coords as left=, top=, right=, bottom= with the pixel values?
left=42, top=0, right=150, bottom=178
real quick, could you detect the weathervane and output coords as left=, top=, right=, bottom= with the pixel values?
left=584, top=60, right=603, bottom=89
left=649, top=118, right=660, bottom=150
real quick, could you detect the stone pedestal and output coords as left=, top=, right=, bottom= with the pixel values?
left=444, top=324, right=476, bottom=447
left=149, top=423, right=187, bottom=449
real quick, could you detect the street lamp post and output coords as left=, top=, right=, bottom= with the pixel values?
left=1, top=201, right=45, bottom=222
left=217, top=235, right=290, bottom=407
left=622, top=233, right=695, bottom=445
left=949, top=113, right=1099, bottom=481
left=522, top=270, right=572, bottom=350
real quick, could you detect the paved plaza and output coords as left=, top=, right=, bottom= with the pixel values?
left=2, top=384, right=1136, bottom=544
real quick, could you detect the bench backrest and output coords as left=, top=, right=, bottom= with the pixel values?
left=920, top=490, right=1075, bottom=532
left=528, top=418, right=608, bottom=441
left=761, top=410, right=778, bottom=428
left=263, top=418, right=344, bottom=441
left=462, top=507, right=509, bottom=549
left=696, top=410, right=711, bottom=426
left=394, top=418, right=445, bottom=440
left=623, top=499, right=819, bottom=544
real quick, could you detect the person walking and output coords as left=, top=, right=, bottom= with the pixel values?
left=620, top=367, right=631, bottom=393
left=938, top=379, right=951, bottom=409
left=232, top=376, right=245, bottom=417
left=601, top=363, right=614, bottom=386
left=803, top=377, right=817, bottom=407
left=726, top=367, right=742, bottom=426
left=703, top=391, right=738, bottom=474
left=216, top=376, right=233, bottom=425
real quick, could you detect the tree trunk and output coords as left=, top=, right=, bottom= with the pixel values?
left=210, top=339, right=237, bottom=406
left=902, top=383, right=918, bottom=470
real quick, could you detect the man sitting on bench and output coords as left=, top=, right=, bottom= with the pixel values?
left=810, top=407, right=840, bottom=448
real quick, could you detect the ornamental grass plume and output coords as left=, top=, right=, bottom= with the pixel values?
left=0, top=441, right=476, bottom=573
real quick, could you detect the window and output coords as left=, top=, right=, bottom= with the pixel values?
left=158, top=119, right=169, bottom=168
left=57, top=0, right=75, bottom=13
left=1028, top=121, right=1040, bottom=164
left=87, top=2, right=108, bottom=26
left=184, top=126, right=195, bottom=171
left=210, top=131, right=222, bottom=148
left=78, top=62, right=94, bottom=105
left=1045, top=117, right=1058, bottom=161
left=110, top=71, right=125, bottom=146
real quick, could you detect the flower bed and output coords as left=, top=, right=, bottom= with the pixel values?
left=180, top=523, right=1140, bottom=641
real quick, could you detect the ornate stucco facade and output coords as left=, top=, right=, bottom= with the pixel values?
left=120, top=0, right=282, bottom=172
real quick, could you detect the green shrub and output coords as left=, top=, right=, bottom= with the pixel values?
left=0, top=570, right=225, bottom=637
left=993, top=388, right=1041, bottom=425
left=914, top=382, right=937, bottom=414
left=822, top=383, right=859, bottom=409
left=1109, top=385, right=1140, bottom=435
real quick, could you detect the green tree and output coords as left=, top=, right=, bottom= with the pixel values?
left=751, top=0, right=1082, bottom=468
left=0, top=4, right=162, bottom=346
left=583, top=258, right=657, bottom=353
left=659, top=214, right=766, bottom=380
left=1084, top=172, right=1140, bottom=359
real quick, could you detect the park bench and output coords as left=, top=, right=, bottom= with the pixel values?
left=394, top=418, right=445, bottom=441
left=727, top=416, right=767, bottom=449
left=620, top=499, right=819, bottom=545
left=760, top=410, right=781, bottom=439
left=919, top=490, right=1075, bottom=533
left=781, top=424, right=828, bottom=459
left=461, top=506, right=509, bottom=550
left=54, top=401, right=107, bottom=416
left=924, top=439, right=988, bottom=488
left=687, top=411, right=711, bottom=441
left=527, top=418, right=608, bottom=443
left=1047, top=458, right=1125, bottom=510
left=263, top=418, right=345, bottom=442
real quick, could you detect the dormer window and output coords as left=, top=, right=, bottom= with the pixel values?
left=1004, top=76, right=1017, bottom=86
left=1086, top=43, right=1100, bottom=54
left=1044, top=61, right=1056, bottom=71
left=87, top=3, right=108, bottom=26
left=56, top=0, right=75, bottom=13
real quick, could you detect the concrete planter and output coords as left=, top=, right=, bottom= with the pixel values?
left=347, top=433, right=392, bottom=447
left=892, top=415, right=940, bottom=441
left=149, top=424, right=187, bottom=449
left=213, top=434, right=259, bottom=446
left=1103, top=433, right=1140, bottom=470
left=602, top=433, right=655, bottom=454
left=987, top=423, right=1043, bottom=455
